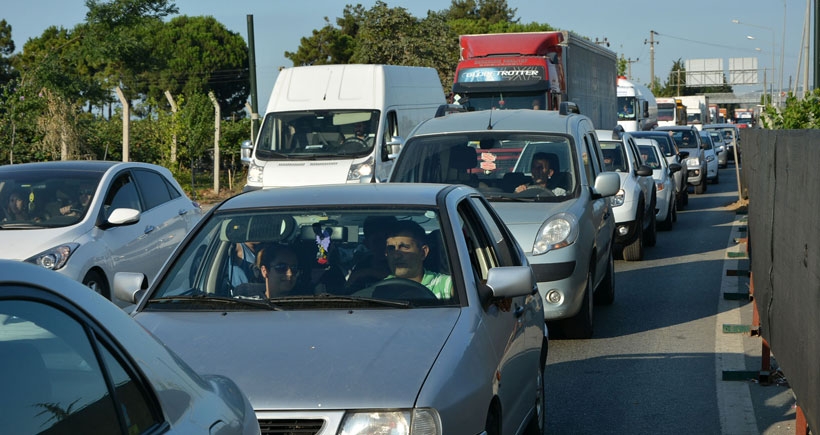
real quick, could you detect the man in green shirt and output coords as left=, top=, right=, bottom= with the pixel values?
left=383, top=220, right=452, bottom=299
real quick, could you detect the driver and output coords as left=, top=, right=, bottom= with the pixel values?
left=383, top=220, right=452, bottom=299
left=515, top=152, right=567, bottom=195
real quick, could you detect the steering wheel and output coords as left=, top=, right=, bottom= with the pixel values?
left=341, top=137, right=368, bottom=149
left=366, top=278, right=437, bottom=301
left=515, top=185, right=554, bottom=197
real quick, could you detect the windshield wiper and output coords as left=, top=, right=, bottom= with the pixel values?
left=148, top=294, right=282, bottom=310
left=270, top=293, right=412, bottom=308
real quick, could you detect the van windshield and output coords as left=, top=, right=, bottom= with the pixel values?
left=255, top=110, right=380, bottom=160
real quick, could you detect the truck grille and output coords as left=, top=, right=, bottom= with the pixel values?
left=258, top=418, right=325, bottom=435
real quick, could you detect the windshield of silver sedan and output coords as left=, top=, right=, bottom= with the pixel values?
left=254, top=110, right=380, bottom=160
left=0, top=171, right=102, bottom=228
left=391, top=133, right=578, bottom=202
left=146, top=207, right=458, bottom=309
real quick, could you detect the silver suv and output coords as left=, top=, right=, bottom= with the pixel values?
left=390, top=106, right=621, bottom=338
left=656, top=125, right=708, bottom=194
left=596, top=129, right=657, bottom=261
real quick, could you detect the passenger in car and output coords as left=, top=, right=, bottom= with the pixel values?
left=259, top=244, right=302, bottom=298
left=383, top=220, right=452, bottom=299
left=4, top=190, right=38, bottom=223
left=234, top=243, right=302, bottom=298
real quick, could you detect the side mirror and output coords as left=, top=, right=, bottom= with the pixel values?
left=240, top=140, right=254, bottom=166
left=668, top=162, right=682, bottom=174
left=635, top=165, right=653, bottom=177
left=386, top=135, right=404, bottom=160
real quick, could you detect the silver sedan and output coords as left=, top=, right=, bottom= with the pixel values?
left=116, top=183, right=549, bottom=435
left=0, top=260, right=259, bottom=434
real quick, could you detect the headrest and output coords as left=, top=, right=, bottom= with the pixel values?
left=449, top=145, right=477, bottom=170
left=223, top=215, right=296, bottom=243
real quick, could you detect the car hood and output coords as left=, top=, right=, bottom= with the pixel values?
left=0, top=226, right=86, bottom=260
left=489, top=202, right=571, bottom=252
left=134, top=307, right=461, bottom=411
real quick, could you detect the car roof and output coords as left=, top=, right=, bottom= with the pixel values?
left=408, top=109, right=580, bottom=137
left=0, top=160, right=156, bottom=175
left=219, top=183, right=464, bottom=211
left=655, top=125, right=697, bottom=132
left=702, top=123, right=739, bottom=129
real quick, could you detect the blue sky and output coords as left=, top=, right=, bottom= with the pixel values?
left=3, top=0, right=810, bottom=102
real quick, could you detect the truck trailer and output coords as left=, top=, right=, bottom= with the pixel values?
left=617, top=76, right=658, bottom=131
left=452, top=31, right=618, bottom=129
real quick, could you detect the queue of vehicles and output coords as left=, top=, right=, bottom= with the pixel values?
left=2, top=34, right=739, bottom=431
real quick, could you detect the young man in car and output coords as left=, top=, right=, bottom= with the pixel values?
left=383, top=220, right=452, bottom=299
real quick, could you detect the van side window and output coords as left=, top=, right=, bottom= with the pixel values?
left=382, top=111, right=399, bottom=161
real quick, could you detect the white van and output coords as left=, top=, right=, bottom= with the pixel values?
left=241, top=64, right=446, bottom=190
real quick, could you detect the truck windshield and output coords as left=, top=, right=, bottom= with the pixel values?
left=254, top=110, right=380, bottom=160
left=617, top=97, right=636, bottom=120
left=457, top=92, right=546, bottom=111
left=657, top=103, right=675, bottom=121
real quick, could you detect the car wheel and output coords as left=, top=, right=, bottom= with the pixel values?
left=484, top=405, right=501, bottom=435
left=622, top=216, right=643, bottom=261
left=695, top=181, right=706, bottom=194
left=82, top=270, right=110, bottom=300
left=524, top=350, right=547, bottom=435
left=660, top=200, right=675, bottom=230
left=644, top=208, right=657, bottom=247
left=682, top=188, right=689, bottom=206
left=593, top=248, right=615, bottom=305
left=561, top=268, right=593, bottom=339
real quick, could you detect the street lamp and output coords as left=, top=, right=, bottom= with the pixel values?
left=732, top=19, right=778, bottom=105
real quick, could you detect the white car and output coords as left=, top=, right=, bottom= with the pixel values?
left=706, top=129, right=728, bottom=168
left=636, top=139, right=682, bottom=230
left=0, top=161, right=203, bottom=300
left=699, top=131, right=720, bottom=184
left=596, top=129, right=657, bottom=261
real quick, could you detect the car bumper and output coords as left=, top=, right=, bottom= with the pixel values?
left=527, top=253, right=587, bottom=321
left=613, top=219, right=640, bottom=245
left=686, top=167, right=704, bottom=185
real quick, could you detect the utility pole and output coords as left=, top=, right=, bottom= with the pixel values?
left=644, top=31, right=659, bottom=92
left=625, top=57, right=639, bottom=79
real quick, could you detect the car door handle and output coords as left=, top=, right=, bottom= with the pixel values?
left=144, top=225, right=156, bottom=234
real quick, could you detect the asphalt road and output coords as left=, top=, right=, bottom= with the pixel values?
left=544, top=162, right=797, bottom=434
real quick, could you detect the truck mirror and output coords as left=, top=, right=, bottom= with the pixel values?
left=240, top=140, right=254, bottom=166
left=386, top=136, right=404, bottom=159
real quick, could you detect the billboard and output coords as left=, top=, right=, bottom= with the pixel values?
left=729, top=57, right=759, bottom=85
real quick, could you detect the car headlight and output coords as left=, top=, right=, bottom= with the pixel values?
left=533, top=212, right=579, bottom=255
left=687, top=157, right=700, bottom=166
left=247, top=160, right=265, bottom=184
left=348, top=156, right=375, bottom=182
left=609, top=189, right=625, bottom=207
left=339, top=409, right=441, bottom=435
left=25, top=243, right=79, bottom=271
left=706, top=155, right=715, bottom=162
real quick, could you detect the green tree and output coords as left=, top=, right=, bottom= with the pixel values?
left=147, top=16, right=250, bottom=117
left=445, top=0, right=517, bottom=23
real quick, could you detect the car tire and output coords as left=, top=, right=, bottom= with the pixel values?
left=484, top=405, right=501, bottom=435
left=713, top=171, right=720, bottom=184
left=659, top=201, right=674, bottom=230
left=695, top=180, right=706, bottom=194
left=644, top=209, right=657, bottom=247
left=561, top=268, right=594, bottom=339
left=593, top=249, right=615, bottom=305
left=524, top=349, right=547, bottom=435
left=672, top=200, right=678, bottom=222
left=682, top=188, right=689, bottom=206
left=82, top=269, right=110, bottom=300
left=622, top=217, right=643, bottom=261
